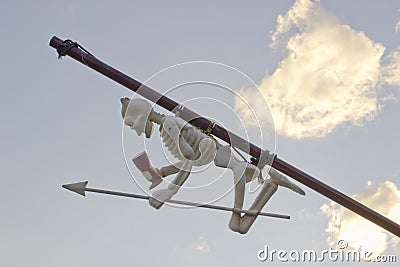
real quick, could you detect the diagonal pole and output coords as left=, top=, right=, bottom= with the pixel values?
left=50, top=36, right=400, bottom=237
left=62, top=181, right=290, bottom=219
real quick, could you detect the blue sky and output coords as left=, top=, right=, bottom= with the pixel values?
left=0, top=1, right=399, bottom=266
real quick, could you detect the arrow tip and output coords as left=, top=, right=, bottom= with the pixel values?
left=62, top=181, right=88, bottom=196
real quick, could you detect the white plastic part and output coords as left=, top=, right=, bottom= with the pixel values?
left=121, top=98, right=304, bottom=234
left=132, top=152, right=163, bottom=189
left=214, top=145, right=305, bottom=234
left=160, top=116, right=216, bottom=166
left=121, top=98, right=154, bottom=138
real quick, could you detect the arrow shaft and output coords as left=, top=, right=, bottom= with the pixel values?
left=86, top=187, right=290, bottom=219
left=49, top=36, right=400, bottom=237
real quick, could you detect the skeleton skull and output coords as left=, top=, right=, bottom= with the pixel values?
left=121, top=97, right=154, bottom=138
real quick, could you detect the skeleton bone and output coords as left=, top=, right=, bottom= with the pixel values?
left=214, top=145, right=305, bottom=234
left=121, top=97, right=305, bottom=233
left=122, top=97, right=217, bottom=169
left=122, top=97, right=217, bottom=209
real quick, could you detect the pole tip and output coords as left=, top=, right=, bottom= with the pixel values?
left=49, top=36, right=62, bottom=48
left=62, top=181, right=88, bottom=196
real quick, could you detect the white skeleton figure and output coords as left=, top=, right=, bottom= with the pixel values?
left=121, top=97, right=305, bottom=234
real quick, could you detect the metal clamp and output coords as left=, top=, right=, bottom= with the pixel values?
left=205, top=121, right=215, bottom=135
left=56, top=40, right=78, bottom=59
left=258, top=149, right=276, bottom=169
left=56, top=39, right=94, bottom=59
left=174, top=105, right=185, bottom=117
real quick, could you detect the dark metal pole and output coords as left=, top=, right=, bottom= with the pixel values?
left=49, top=36, right=400, bottom=237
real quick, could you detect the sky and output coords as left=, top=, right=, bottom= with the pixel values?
left=0, top=0, right=399, bottom=266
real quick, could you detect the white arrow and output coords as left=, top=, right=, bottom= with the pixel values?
left=62, top=181, right=290, bottom=220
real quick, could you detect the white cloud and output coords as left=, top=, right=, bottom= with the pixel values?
left=321, top=180, right=400, bottom=255
left=396, top=20, right=400, bottom=33
left=194, top=234, right=210, bottom=253
left=381, top=47, right=400, bottom=88
left=271, top=0, right=316, bottom=47
left=235, top=0, right=400, bottom=139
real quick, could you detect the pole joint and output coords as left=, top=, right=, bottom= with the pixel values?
left=56, top=39, right=94, bottom=59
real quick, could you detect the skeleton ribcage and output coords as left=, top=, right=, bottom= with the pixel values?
left=160, top=122, right=216, bottom=166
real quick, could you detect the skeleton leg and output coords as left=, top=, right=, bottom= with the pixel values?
left=149, top=160, right=193, bottom=209
left=238, top=179, right=278, bottom=234
left=214, top=145, right=260, bottom=233
left=228, top=164, right=246, bottom=232
left=269, top=167, right=305, bottom=195
left=238, top=168, right=305, bottom=234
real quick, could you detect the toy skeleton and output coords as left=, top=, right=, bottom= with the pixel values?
left=121, top=97, right=305, bottom=234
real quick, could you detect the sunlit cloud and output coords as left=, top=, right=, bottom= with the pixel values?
left=271, top=0, right=316, bottom=48
left=321, top=180, right=400, bottom=254
left=381, top=47, right=400, bottom=88
left=235, top=0, right=399, bottom=139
